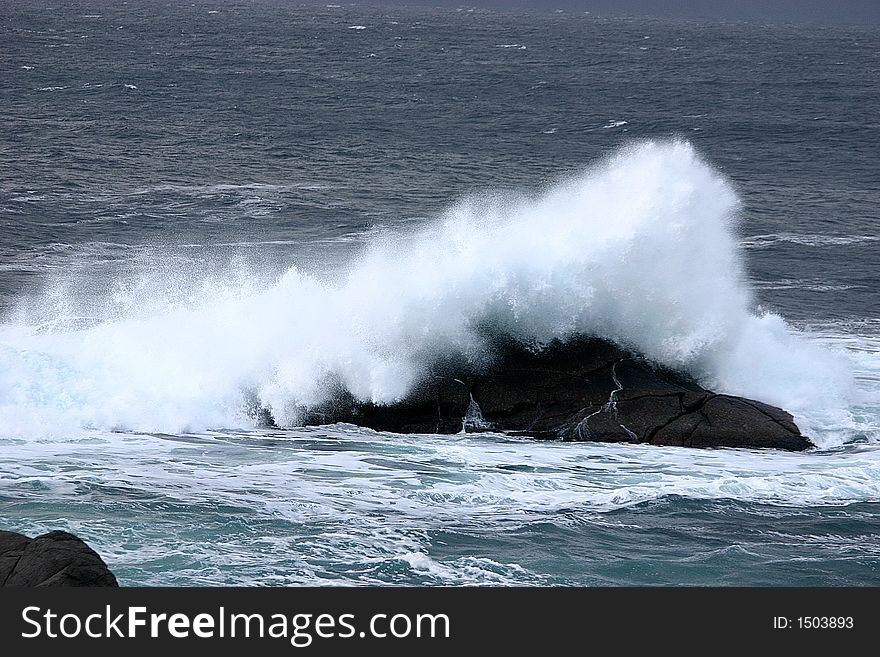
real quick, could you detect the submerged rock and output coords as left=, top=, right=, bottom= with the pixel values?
left=298, top=337, right=813, bottom=451
left=0, top=530, right=118, bottom=587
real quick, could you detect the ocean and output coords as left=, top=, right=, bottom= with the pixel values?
left=1, top=1, right=878, bottom=586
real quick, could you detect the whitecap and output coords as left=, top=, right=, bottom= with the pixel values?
left=0, top=141, right=860, bottom=447
left=741, top=233, right=879, bottom=248
left=754, top=279, right=867, bottom=292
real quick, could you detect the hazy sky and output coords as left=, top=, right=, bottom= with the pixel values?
left=357, top=1, right=880, bottom=25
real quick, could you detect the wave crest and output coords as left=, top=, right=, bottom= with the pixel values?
left=0, top=141, right=857, bottom=445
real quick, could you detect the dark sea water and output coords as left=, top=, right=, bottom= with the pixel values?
left=0, top=2, right=878, bottom=586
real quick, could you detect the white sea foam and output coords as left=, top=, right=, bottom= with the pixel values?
left=0, top=141, right=866, bottom=445
left=4, top=426, right=880, bottom=584
left=754, top=279, right=867, bottom=292
left=741, top=233, right=879, bottom=248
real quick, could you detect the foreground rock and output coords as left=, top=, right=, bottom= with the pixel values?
left=0, top=530, right=118, bottom=587
left=298, top=337, right=812, bottom=451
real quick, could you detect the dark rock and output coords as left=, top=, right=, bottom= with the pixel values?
left=0, top=530, right=118, bottom=587
left=298, top=336, right=813, bottom=451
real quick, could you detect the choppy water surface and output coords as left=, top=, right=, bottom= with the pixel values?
left=0, top=2, right=878, bottom=585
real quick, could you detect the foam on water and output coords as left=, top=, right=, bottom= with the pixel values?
left=0, top=141, right=871, bottom=446
left=3, top=426, right=880, bottom=584
left=741, top=233, right=880, bottom=248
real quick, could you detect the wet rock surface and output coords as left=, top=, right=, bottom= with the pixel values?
left=298, top=337, right=812, bottom=451
left=0, top=530, right=118, bottom=587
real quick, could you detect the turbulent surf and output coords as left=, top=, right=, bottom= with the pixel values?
left=1, top=3, right=878, bottom=587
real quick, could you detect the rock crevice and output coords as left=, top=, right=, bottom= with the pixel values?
left=286, top=336, right=812, bottom=451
